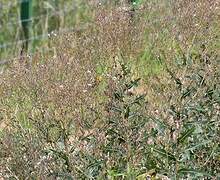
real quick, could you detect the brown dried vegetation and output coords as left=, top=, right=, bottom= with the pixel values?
left=0, top=1, right=219, bottom=179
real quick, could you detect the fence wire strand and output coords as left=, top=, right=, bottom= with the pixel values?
left=1, top=6, right=77, bottom=28
left=0, top=1, right=176, bottom=65
left=0, top=22, right=91, bottom=65
left=0, top=0, right=70, bottom=9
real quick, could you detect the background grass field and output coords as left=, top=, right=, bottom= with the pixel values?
left=0, top=0, right=95, bottom=61
left=0, top=0, right=220, bottom=179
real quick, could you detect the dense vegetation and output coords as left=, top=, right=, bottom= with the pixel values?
left=0, top=1, right=219, bottom=179
left=0, top=0, right=93, bottom=59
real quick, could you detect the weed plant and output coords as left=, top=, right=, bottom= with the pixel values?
left=0, top=0, right=96, bottom=60
left=0, top=1, right=219, bottom=179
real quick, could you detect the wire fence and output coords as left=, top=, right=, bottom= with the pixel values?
left=0, top=0, right=92, bottom=63
left=2, top=6, right=77, bottom=29
left=0, top=0, right=176, bottom=65
left=0, top=23, right=92, bottom=66
left=0, top=7, right=79, bottom=49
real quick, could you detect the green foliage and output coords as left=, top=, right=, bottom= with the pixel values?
left=0, top=0, right=95, bottom=59
left=0, top=1, right=219, bottom=179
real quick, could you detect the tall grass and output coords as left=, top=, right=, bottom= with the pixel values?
left=0, top=0, right=219, bottom=179
left=0, top=0, right=95, bottom=60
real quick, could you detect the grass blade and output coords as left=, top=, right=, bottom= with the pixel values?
left=178, top=168, right=212, bottom=177
left=177, top=126, right=195, bottom=144
left=153, top=148, right=176, bottom=161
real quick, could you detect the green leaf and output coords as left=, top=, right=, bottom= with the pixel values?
left=153, top=148, right=176, bottom=161
left=131, top=94, right=146, bottom=106
left=124, top=106, right=130, bottom=119
left=48, top=172, right=73, bottom=180
left=107, top=170, right=125, bottom=178
left=47, top=125, right=62, bottom=143
left=178, top=168, right=212, bottom=177
left=150, top=117, right=169, bottom=131
left=111, top=106, right=123, bottom=113
left=126, top=78, right=141, bottom=89
left=114, top=91, right=123, bottom=101
left=181, top=87, right=196, bottom=99
left=184, top=140, right=212, bottom=152
left=177, top=126, right=195, bottom=144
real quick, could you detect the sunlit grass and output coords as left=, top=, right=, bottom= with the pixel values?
left=0, top=0, right=219, bottom=179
